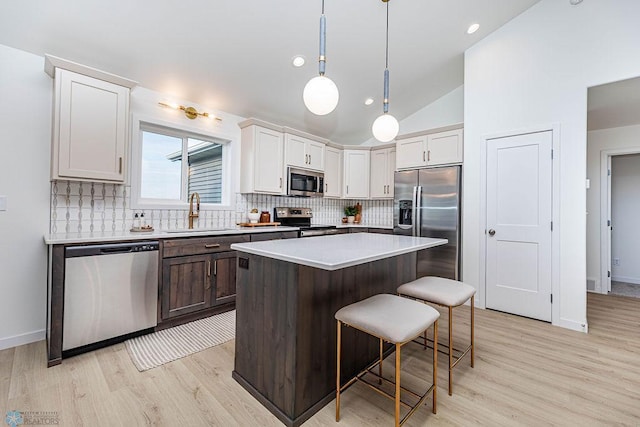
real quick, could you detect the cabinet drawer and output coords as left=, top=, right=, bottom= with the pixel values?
left=162, top=235, right=250, bottom=258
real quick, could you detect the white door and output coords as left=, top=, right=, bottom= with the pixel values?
left=604, top=155, right=612, bottom=293
left=486, top=131, right=552, bottom=321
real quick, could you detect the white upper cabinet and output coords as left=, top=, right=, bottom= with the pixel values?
left=324, top=146, right=342, bottom=198
left=284, top=133, right=325, bottom=171
left=396, top=127, right=463, bottom=170
left=343, top=150, right=370, bottom=199
left=369, top=146, right=396, bottom=199
left=427, top=129, right=463, bottom=166
left=396, top=136, right=427, bottom=169
left=48, top=61, right=136, bottom=183
left=240, top=123, right=285, bottom=195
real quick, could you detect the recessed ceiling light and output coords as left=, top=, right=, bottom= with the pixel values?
left=467, top=23, right=480, bottom=34
left=292, top=55, right=305, bottom=67
left=364, top=98, right=374, bottom=106
left=569, top=0, right=583, bottom=4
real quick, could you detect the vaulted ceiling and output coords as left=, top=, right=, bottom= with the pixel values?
left=0, top=0, right=541, bottom=144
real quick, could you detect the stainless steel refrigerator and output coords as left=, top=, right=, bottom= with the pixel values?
left=394, top=166, right=461, bottom=280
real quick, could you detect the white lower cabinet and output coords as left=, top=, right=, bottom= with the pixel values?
left=324, top=146, right=342, bottom=198
left=343, top=150, right=370, bottom=199
left=369, top=147, right=395, bottom=199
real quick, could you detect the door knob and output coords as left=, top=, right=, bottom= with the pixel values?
left=488, top=229, right=496, bottom=236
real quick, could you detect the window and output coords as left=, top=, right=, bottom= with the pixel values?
left=134, top=122, right=230, bottom=208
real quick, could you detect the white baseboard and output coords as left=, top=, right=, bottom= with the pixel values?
left=554, top=318, right=588, bottom=333
left=0, top=329, right=45, bottom=351
left=611, top=275, right=640, bottom=285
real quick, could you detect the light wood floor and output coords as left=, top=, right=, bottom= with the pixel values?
left=2, top=292, right=639, bottom=426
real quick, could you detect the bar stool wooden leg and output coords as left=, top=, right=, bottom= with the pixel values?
left=471, top=295, right=475, bottom=368
left=448, top=306, right=453, bottom=396
left=433, top=319, right=438, bottom=414
left=395, top=343, right=401, bottom=427
left=336, top=320, right=342, bottom=422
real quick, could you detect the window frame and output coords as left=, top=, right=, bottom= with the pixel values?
left=130, top=114, right=234, bottom=211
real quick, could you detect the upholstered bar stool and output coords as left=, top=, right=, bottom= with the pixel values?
left=335, top=294, right=440, bottom=427
left=397, top=277, right=476, bottom=396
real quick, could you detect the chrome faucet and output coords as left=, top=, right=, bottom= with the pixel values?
left=188, top=192, right=200, bottom=229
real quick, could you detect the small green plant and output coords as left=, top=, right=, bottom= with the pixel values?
left=344, top=206, right=357, bottom=216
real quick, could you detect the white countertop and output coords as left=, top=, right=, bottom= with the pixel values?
left=43, top=226, right=300, bottom=245
left=231, top=233, right=447, bottom=271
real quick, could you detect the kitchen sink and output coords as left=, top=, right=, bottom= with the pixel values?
left=163, top=228, right=237, bottom=234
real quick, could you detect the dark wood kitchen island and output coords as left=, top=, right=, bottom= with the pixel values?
left=230, top=233, right=447, bottom=427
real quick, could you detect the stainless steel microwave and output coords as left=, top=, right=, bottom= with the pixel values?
left=287, top=167, right=324, bottom=197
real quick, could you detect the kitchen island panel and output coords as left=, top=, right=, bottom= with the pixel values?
left=233, top=251, right=417, bottom=426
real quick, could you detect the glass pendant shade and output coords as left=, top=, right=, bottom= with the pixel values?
left=372, top=113, right=399, bottom=142
left=303, top=75, right=339, bottom=116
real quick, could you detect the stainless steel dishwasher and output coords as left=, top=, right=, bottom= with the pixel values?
left=63, top=241, right=159, bottom=351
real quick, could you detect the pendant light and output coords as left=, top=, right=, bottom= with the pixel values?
left=303, top=0, right=339, bottom=115
left=372, top=0, right=399, bottom=142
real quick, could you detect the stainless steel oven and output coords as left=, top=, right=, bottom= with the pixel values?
left=287, top=167, right=324, bottom=197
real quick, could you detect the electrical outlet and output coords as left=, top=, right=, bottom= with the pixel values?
left=613, top=258, right=620, bottom=266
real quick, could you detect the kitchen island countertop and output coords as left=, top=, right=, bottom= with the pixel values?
left=231, top=233, right=446, bottom=271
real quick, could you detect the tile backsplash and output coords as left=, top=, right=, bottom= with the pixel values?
left=50, top=181, right=393, bottom=234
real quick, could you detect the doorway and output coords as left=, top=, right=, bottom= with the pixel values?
left=586, top=76, right=640, bottom=299
left=599, top=153, right=640, bottom=298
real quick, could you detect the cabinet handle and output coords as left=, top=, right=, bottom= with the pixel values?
left=427, top=150, right=431, bottom=162
left=119, top=157, right=123, bottom=174
left=205, top=243, right=220, bottom=249
left=325, top=183, right=328, bottom=192
left=280, top=177, right=282, bottom=188
left=309, top=154, right=311, bottom=164
left=346, top=185, right=349, bottom=195
left=423, top=151, right=426, bottom=162
left=207, top=261, right=211, bottom=279
left=214, top=260, right=217, bottom=276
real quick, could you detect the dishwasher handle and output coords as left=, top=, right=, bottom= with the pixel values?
left=65, top=242, right=159, bottom=258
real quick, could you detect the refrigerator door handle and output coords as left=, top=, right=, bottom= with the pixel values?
left=416, top=186, right=423, bottom=237
left=411, top=186, right=421, bottom=237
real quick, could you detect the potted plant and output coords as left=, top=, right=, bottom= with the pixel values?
left=344, top=206, right=357, bottom=223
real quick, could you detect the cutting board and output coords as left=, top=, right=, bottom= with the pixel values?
left=237, top=222, right=281, bottom=227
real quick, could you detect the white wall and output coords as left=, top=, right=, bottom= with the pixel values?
left=463, top=0, right=640, bottom=332
left=361, top=85, right=464, bottom=146
left=611, top=154, right=640, bottom=284
left=586, top=124, right=640, bottom=291
left=0, top=45, right=52, bottom=349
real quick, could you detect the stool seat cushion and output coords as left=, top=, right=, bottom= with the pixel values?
left=335, top=294, right=440, bottom=344
left=398, top=277, right=476, bottom=306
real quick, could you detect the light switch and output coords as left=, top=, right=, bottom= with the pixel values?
left=0, top=196, right=7, bottom=211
